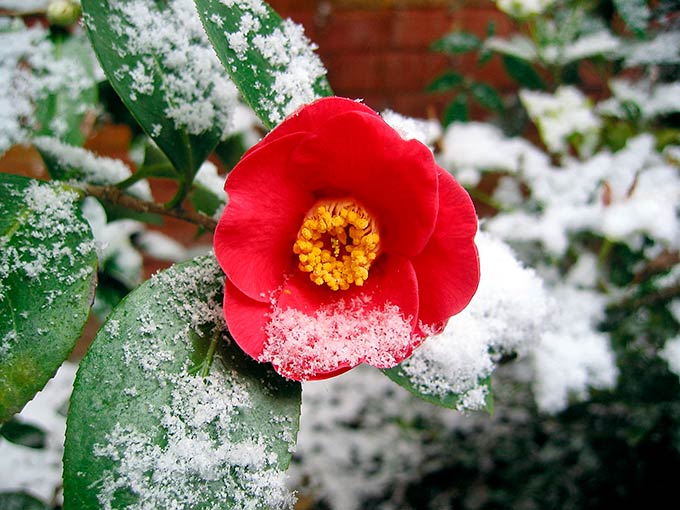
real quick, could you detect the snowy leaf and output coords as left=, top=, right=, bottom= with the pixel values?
left=613, top=0, right=650, bottom=38
left=34, top=32, right=99, bottom=147
left=427, top=71, right=464, bottom=93
left=64, top=256, right=300, bottom=510
left=35, top=136, right=152, bottom=201
left=81, top=0, right=240, bottom=204
left=195, top=0, right=333, bottom=129
left=0, top=175, right=97, bottom=422
left=431, top=32, right=481, bottom=54
left=443, top=94, right=469, bottom=125
left=384, top=367, right=493, bottom=412
left=502, top=55, right=545, bottom=90
left=470, top=82, right=504, bottom=112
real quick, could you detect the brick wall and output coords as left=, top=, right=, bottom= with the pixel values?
left=269, top=0, right=516, bottom=119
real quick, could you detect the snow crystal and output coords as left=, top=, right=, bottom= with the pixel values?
left=623, top=31, right=680, bottom=67
left=291, top=365, right=461, bottom=510
left=92, top=373, right=293, bottom=510
left=0, top=181, right=95, bottom=301
left=91, top=257, right=296, bottom=510
left=0, top=19, right=98, bottom=154
left=485, top=34, right=537, bottom=61
left=99, top=0, right=239, bottom=139
left=251, top=19, right=328, bottom=125
left=484, top=134, right=680, bottom=254
left=495, top=0, right=554, bottom=18
left=661, top=336, right=680, bottom=378
left=439, top=121, right=550, bottom=185
left=0, top=19, right=47, bottom=154
left=520, top=86, right=601, bottom=156
left=598, top=79, right=680, bottom=120
left=263, top=297, right=414, bottom=380
left=531, top=286, right=618, bottom=413
left=381, top=109, right=442, bottom=148
left=558, top=30, right=621, bottom=64
left=399, top=231, right=550, bottom=410
left=0, top=362, right=77, bottom=505
left=211, top=2, right=327, bottom=126
left=33, top=136, right=152, bottom=200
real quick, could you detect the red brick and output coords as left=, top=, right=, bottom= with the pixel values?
left=381, top=51, right=449, bottom=91
left=323, top=53, right=384, bottom=92
left=390, top=9, right=452, bottom=49
left=315, top=10, right=393, bottom=52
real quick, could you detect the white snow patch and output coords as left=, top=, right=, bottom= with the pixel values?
left=33, top=136, right=152, bottom=200
left=263, top=297, right=414, bottom=380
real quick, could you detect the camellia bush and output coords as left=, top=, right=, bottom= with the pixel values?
left=0, top=0, right=678, bottom=509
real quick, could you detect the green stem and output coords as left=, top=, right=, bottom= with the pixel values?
left=200, top=329, right=221, bottom=378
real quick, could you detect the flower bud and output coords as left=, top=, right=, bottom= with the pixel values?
left=46, top=0, right=82, bottom=27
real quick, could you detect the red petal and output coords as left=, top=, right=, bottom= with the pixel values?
left=223, top=279, right=271, bottom=359
left=262, top=255, right=421, bottom=380
left=214, top=133, right=313, bottom=302
left=412, top=167, right=480, bottom=330
left=243, top=97, right=379, bottom=160
left=291, top=111, right=439, bottom=257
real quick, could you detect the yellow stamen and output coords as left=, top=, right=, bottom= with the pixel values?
left=293, top=199, right=381, bottom=291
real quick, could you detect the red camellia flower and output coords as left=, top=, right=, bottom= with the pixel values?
left=214, top=97, right=479, bottom=381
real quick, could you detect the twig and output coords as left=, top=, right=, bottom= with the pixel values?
left=607, top=280, right=680, bottom=312
left=79, top=183, right=218, bottom=232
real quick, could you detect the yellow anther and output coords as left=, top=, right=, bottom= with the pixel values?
left=293, top=199, right=381, bottom=291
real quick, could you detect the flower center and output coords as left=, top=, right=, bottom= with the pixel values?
left=293, top=199, right=381, bottom=291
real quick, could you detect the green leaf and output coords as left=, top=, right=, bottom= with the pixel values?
left=64, top=256, right=301, bottom=510
left=0, top=175, right=97, bottom=422
left=35, top=32, right=98, bottom=147
left=383, top=367, right=494, bottom=413
left=0, top=417, right=46, bottom=449
left=80, top=0, right=235, bottom=204
left=431, top=31, right=481, bottom=54
left=613, top=0, right=650, bottom=38
left=190, top=183, right=225, bottom=219
left=0, top=492, right=50, bottom=510
left=502, top=55, right=545, bottom=90
left=195, top=0, right=333, bottom=129
left=427, top=71, right=464, bottom=93
left=443, top=94, right=469, bottom=125
left=470, top=82, right=504, bottom=112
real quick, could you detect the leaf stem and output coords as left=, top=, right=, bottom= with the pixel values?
left=76, top=183, right=217, bottom=232
left=200, top=329, right=221, bottom=378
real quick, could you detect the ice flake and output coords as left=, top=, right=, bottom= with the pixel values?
left=661, top=336, right=680, bottom=378
left=263, top=297, right=413, bottom=380
left=531, top=286, right=618, bottom=413
left=106, top=0, right=239, bottom=138
left=381, top=109, right=442, bottom=147
left=33, top=136, right=152, bottom=200
left=520, top=86, right=601, bottom=156
left=92, top=257, right=295, bottom=510
left=623, top=31, right=680, bottom=67
left=0, top=181, right=94, bottom=300
left=495, top=0, right=554, bottom=18
left=400, top=232, right=550, bottom=410
left=439, top=121, right=550, bottom=186
left=0, top=19, right=99, bottom=153
left=598, top=79, right=680, bottom=120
